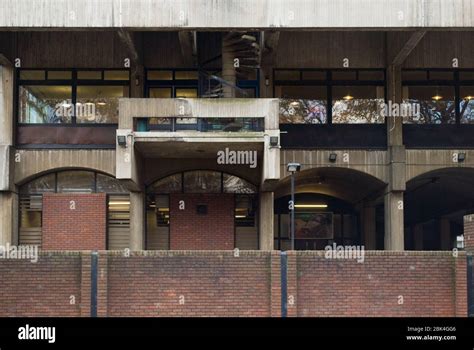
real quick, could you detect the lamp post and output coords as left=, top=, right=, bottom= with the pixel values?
left=287, top=163, right=301, bottom=250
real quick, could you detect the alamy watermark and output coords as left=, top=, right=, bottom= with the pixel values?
left=380, top=101, right=420, bottom=119
left=324, top=243, right=365, bottom=263
left=217, top=147, right=257, bottom=168
left=55, top=100, right=102, bottom=121
left=0, top=243, right=38, bottom=263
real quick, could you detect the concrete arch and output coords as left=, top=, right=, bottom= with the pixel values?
left=14, top=149, right=116, bottom=186
left=275, top=166, right=387, bottom=204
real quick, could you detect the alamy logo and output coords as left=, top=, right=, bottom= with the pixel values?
left=380, top=101, right=420, bottom=118
left=217, top=148, right=257, bottom=168
left=55, top=99, right=101, bottom=121
left=0, top=243, right=38, bottom=263
left=324, top=243, right=365, bottom=263
left=18, top=324, right=56, bottom=344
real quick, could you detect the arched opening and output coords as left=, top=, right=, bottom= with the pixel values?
left=405, top=167, right=474, bottom=250
left=274, top=167, right=386, bottom=250
left=145, top=170, right=258, bottom=250
left=19, top=170, right=129, bottom=250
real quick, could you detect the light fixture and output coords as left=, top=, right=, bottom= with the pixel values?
left=458, top=153, right=466, bottom=163
left=117, top=135, right=127, bottom=147
left=432, top=94, right=443, bottom=101
left=108, top=201, right=130, bottom=205
left=270, top=136, right=279, bottom=147
left=329, top=153, right=337, bottom=163
left=287, top=163, right=301, bottom=173
left=464, top=95, right=474, bottom=101
left=343, top=94, right=354, bottom=101
left=290, top=101, right=299, bottom=107
left=97, top=101, right=107, bottom=106
left=295, top=204, right=328, bottom=208
left=235, top=215, right=247, bottom=218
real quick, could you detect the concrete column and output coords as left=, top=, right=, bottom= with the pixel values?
left=384, top=191, right=404, bottom=250
left=222, top=33, right=236, bottom=98
left=362, top=206, right=376, bottom=250
left=129, top=191, right=145, bottom=250
left=259, top=191, right=274, bottom=250
left=440, top=217, right=451, bottom=250
left=413, top=224, right=423, bottom=250
left=0, top=192, right=18, bottom=245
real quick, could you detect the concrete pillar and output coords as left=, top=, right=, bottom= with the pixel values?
left=440, top=218, right=452, bottom=250
left=222, top=33, right=236, bottom=98
left=0, top=192, right=18, bottom=245
left=384, top=191, right=404, bottom=250
left=259, top=192, right=274, bottom=250
left=129, top=191, right=145, bottom=250
left=413, top=224, right=424, bottom=250
left=362, top=206, right=376, bottom=249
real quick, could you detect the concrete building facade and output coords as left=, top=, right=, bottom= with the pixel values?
left=0, top=0, right=473, bottom=317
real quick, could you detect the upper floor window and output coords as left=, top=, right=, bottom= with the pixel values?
left=275, top=69, right=385, bottom=124
left=18, top=69, right=130, bottom=125
left=402, top=69, right=474, bottom=124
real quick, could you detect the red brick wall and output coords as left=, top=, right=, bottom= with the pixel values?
left=0, top=252, right=83, bottom=316
left=169, top=194, right=234, bottom=250
left=105, top=251, right=278, bottom=317
left=42, top=193, right=107, bottom=250
left=464, top=214, right=474, bottom=252
left=291, top=251, right=467, bottom=317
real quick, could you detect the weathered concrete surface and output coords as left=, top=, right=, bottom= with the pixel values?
left=259, top=192, right=274, bottom=250
left=1, top=0, right=473, bottom=29
left=14, top=149, right=116, bottom=185
left=0, top=191, right=17, bottom=245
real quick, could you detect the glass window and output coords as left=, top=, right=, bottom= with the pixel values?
left=235, top=195, right=256, bottom=227
left=147, top=70, right=173, bottom=80
left=460, top=71, right=474, bottom=81
left=223, top=174, right=256, bottom=193
left=332, top=70, right=357, bottom=80
left=358, top=70, right=385, bottom=81
left=19, top=70, right=45, bottom=80
left=302, top=70, right=326, bottom=80
left=402, top=70, right=428, bottom=81
left=96, top=173, right=128, bottom=193
left=460, top=86, right=474, bottom=124
left=277, top=86, right=328, bottom=124
left=149, top=88, right=172, bottom=98
left=19, top=85, right=72, bottom=123
left=20, top=173, right=56, bottom=194
left=57, top=171, right=95, bottom=193
left=104, top=70, right=129, bottom=80
left=332, top=86, right=385, bottom=124
left=148, top=173, right=182, bottom=193
left=184, top=171, right=221, bottom=193
left=47, top=71, right=72, bottom=80
left=274, top=70, right=300, bottom=81
left=76, top=85, right=129, bottom=123
left=429, top=71, right=453, bottom=80
left=175, top=88, right=197, bottom=98
left=403, top=86, right=455, bottom=124
left=77, top=71, right=102, bottom=80
left=174, top=71, right=198, bottom=80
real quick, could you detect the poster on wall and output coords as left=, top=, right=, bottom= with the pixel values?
left=294, top=212, right=334, bottom=239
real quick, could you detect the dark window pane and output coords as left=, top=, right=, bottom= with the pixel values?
left=97, top=173, right=129, bottom=193
left=57, top=171, right=95, bottom=193
left=20, top=70, right=45, bottom=80
left=147, top=70, right=172, bottom=80
left=460, top=86, right=474, bottom=124
left=184, top=171, right=221, bottom=193
left=460, top=71, right=474, bottom=81
left=104, top=70, right=129, bottom=80
left=148, top=173, right=182, bottom=193
left=76, top=85, right=129, bottom=123
left=302, top=70, right=326, bottom=80
left=48, top=71, right=72, bottom=80
left=332, top=70, right=357, bottom=80
left=19, top=85, right=72, bottom=123
left=274, top=70, right=300, bottom=81
left=235, top=195, right=257, bottom=227
left=358, top=70, right=384, bottom=81
left=403, top=86, right=455, bottom=124
left=77, top=71, right=102, bottom=80
left=332, top=86, right=385, bottom=124
left=429, top=71, right=453, bottom=80
left=279, top=99, right=327, bottom=124
left=20, top=173, right=56, bottom=194
left=402, top=70, right=428, bottom=81
left=223, top=174, right=256, bottom=193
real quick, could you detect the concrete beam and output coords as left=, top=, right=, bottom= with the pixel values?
left=1, top=0, right=473, bottom=29
left=391, top=30, right=426, bottom=66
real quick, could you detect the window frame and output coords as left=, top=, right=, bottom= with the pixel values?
left=17, top=68, right=131, bottom=127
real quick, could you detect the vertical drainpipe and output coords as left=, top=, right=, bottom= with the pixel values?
left=468, top=254, right=473, bottom=317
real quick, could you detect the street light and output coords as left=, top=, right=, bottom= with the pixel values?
left=287, top=163, right=301, bottom=250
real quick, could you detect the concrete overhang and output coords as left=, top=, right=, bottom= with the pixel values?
left=1, top=0, right=473, bottom=30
